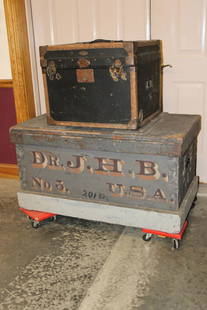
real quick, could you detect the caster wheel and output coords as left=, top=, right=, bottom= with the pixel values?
left=172, top=239, right=180, bottom=249
left=47, top=215, right=57, bottom=222
left=31, top=220, right=40, bottom=229
left=142, top=233, right=152, bottom=242
left=191, top=202, right=195, bottom=209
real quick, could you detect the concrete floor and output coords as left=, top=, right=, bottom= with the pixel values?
left=0, top=178, right=207, bottom=310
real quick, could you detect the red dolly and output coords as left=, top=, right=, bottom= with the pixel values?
left=142, top=196, right=197, bottom=249
left=142, top=220, right=188, bottom=249
left=19, top=208, right=57, bottom=228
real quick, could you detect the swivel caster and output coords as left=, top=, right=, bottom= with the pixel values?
left=142, top=233, right=152, bottom=242
left=52, top=215, right=57, bottom=222
left=172, top=239, right=180, bottom=249
left=31, top=220, right=40, bottom=229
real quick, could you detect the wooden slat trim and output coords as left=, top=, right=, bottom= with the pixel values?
left=40, top=40, right=160, bottom=55
left=0, top=163, right=19, bottom=179
left=47, top=115, right=134, bottom=130
left=0, top=79, right=13, bottom=88
left=130, top=69, right=138, bottom=122
left=3, top=0, right=36, bottom=123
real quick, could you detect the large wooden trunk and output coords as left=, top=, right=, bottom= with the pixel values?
left=40, top=40, right=163, bottom=130
left=10, top=113, right=200, bottom=233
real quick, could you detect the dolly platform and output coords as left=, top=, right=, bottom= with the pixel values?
left=142, top=220, right=188, bottom=249
left=20, top=207, right=56, bottom=228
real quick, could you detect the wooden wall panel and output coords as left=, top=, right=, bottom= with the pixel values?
left=0, top=87, right=17, bottom=164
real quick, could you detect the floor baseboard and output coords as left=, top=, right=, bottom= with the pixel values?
left=198, top=183, right=207, bottom=196
left=0, top=164, right=19, bottom=179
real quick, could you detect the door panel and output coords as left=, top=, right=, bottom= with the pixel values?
left=29, top=0, right=150, bottom=114
left=178, top=0, right=205, bottom=51
left=0, top=0, right=11, bottom=78
left=152, top=0, right=207, bottom=182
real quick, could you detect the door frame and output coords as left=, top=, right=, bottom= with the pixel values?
left=3, top=0, right=35, bottom=124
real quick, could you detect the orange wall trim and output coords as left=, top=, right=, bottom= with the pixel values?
left=0, top=79, right=13, bottom=88
left=0, top=163, right=19, bottom=179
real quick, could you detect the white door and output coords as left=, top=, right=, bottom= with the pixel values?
left=26, top=0, right=207, bottom=182
left=151, top=0, right=207, bottom=182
